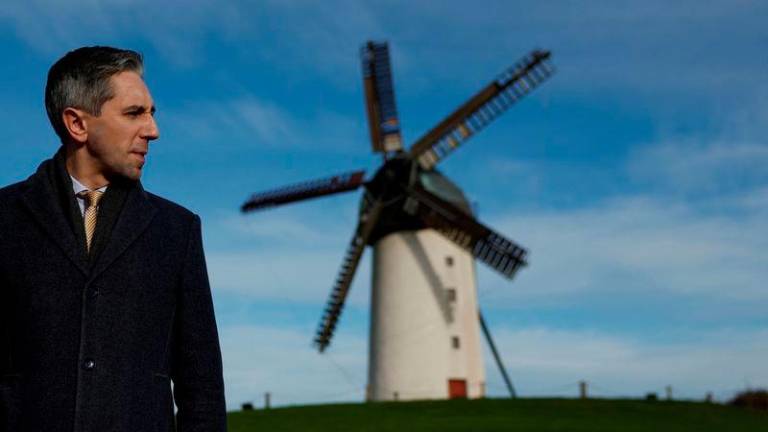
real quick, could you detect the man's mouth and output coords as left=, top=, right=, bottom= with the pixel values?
left=131, top=151, right=147, bottom=164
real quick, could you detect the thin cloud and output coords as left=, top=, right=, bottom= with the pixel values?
left=207, top=249, right=372, bottom=306
left=222, top=214, right=343, bottom=244
left=218, top=323, right=768, bottom=407
left=488, top=192, right=768, bottom=302
left=0, top=0, right=380, bottom=75
left=491, top=326, right=768, bottom=401
left=220, top=324, right=367, bottom=409
left=0, top=0, right=247, bottom=65
left=5, top=1, right=764, bottom=95
left=628, top=139, right=768, bottom=195
left=162, top=96, right=365, bottom=153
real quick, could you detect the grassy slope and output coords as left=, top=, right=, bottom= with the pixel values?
left=227, top=398, right=768, bottom=432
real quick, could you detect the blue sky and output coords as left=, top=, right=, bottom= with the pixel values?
left=1, top=1, right=766, bottom=408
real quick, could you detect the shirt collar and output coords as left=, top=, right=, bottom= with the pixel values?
left=70, top=175, right=108, bottom=195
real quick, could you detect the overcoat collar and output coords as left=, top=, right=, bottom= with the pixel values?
left=20, top=149, right=158, bottom=280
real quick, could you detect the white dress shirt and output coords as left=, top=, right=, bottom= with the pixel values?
left=70, top=175, right=108, bottom=217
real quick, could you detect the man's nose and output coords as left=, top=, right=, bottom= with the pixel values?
left=142, top=114, right=160, bottom=141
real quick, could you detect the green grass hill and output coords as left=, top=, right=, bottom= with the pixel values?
left=227, top=398, right=768, bottom=432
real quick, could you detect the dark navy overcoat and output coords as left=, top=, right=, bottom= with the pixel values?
left=0, top=153, right=226, bottom=431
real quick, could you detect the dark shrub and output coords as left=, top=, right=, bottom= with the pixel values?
left=730, top=389, right=768, bottom=411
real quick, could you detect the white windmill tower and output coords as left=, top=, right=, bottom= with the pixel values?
left=242, top=41, right=554, bottom=401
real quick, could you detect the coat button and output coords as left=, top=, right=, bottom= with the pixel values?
left=83, top=359, right=96, bottom=370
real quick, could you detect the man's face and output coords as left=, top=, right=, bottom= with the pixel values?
left=84, top=71, right=159, bottom=181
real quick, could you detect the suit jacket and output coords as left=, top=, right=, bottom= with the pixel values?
left=0, top=150, right=227, bottom=431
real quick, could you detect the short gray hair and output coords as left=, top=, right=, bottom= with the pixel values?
left=45, top=46, right=144, bottom=141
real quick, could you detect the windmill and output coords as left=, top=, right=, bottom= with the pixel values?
left=241, top=41, right=554, bottom=401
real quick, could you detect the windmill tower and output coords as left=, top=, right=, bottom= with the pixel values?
left=242, top=41, right=554, bottom=401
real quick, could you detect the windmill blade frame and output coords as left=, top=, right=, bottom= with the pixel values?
left=409, top=50, right=554, bottom=169
left=314, top=198, right=385, bottom=352
left=241, top=170, right=366, bottom=213
left=362, top=41, right=404, bottom=156
left=404, top=185, right=527, bottom=279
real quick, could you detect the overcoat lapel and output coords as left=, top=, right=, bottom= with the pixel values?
left=20, top=159, right=89, bottom=276
left=88, top=181, right=157, bottom=281
left=19, top=152, right=158, bottom=280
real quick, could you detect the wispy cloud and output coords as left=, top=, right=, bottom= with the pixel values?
left=218, top=323, right=768, bottom=408
left=208, top=249, right=371, bottom=306
left=230, top=98, right=301, bottom=147
left=162, top=96, right=365, bottom=153
left=222, top=213, right=344, bottom=245
left=492, top=326, right=768, bottom=401
left=486, top=191, right=768, bottom=303
left=628, top=139, right=768, bottom=196
left=220, top=324, right=367, bottom=410
left=205, top=206, right=372, bottom=306
left=0, top=0, right=381, bottom=77
left=5, top=0, right=763, bottom=97
left=0, top=0, right=248, bottom=65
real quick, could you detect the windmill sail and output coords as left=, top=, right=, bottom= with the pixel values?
left=315, top=198, right=385, bottom=352
left=409, top=50, right=554, bottom=169
left=362, top=41, right=403, bottom=154
left=405, top=186, right=527, bottom=279
left=241, top=170, right=366, bottom=212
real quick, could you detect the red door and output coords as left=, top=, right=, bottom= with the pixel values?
left=448, top=379, right=468, bottom=399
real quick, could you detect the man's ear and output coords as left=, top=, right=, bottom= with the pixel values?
left=62, top=107, right=89, bottom=144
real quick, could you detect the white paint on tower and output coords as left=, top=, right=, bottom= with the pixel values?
left=367, top=229, right=486, bottom=401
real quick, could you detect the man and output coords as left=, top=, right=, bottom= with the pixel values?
left=0, top=47, right=226, bottom=431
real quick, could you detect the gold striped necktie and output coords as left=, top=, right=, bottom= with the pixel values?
left=78, top=190, right=104, bottom=252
